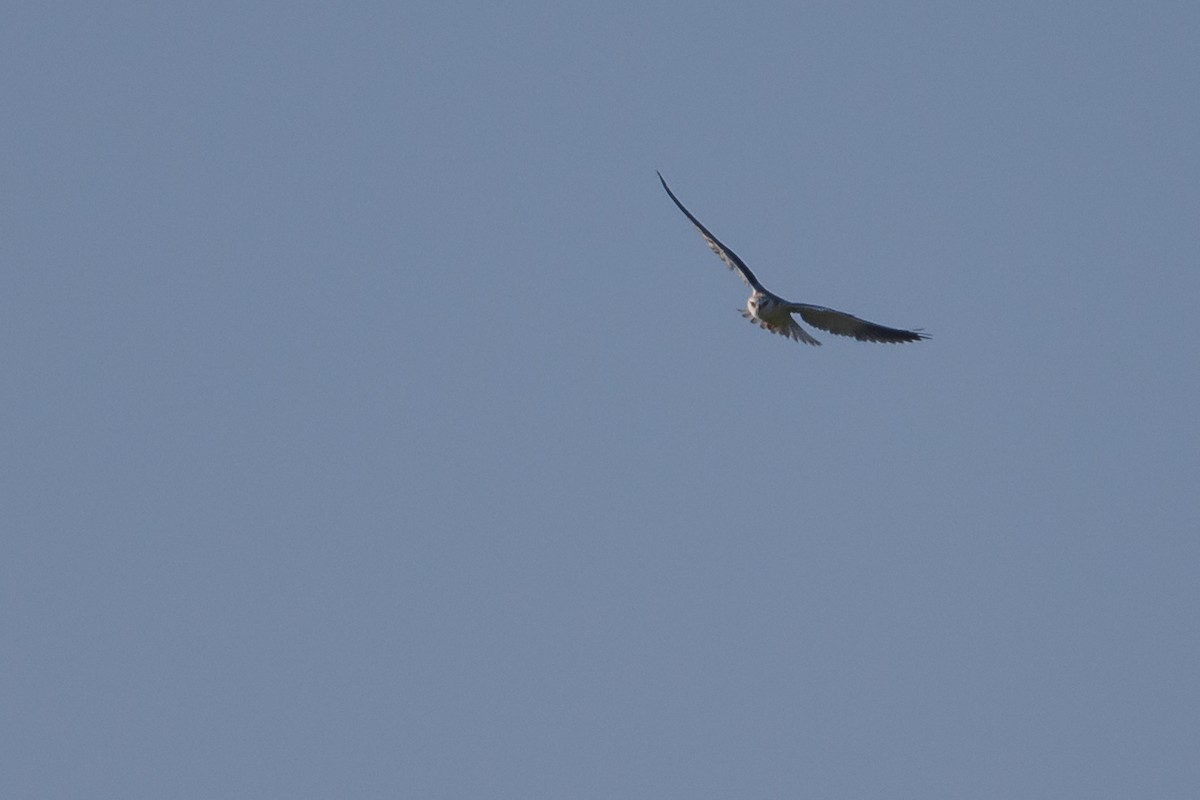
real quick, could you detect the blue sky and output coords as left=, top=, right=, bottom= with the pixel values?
left=4, top=2, right=1198, bottom=797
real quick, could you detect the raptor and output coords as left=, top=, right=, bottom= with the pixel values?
left=659, top=172, right=928, bottom=346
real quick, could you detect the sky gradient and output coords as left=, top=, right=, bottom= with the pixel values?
left=4, top=2, right=1199, bottom=797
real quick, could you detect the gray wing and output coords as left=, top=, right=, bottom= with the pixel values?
left=791, top=304, right=929, bottom=344
left=658, top=172, right=766, bottom=292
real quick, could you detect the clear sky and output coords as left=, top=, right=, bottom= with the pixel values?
left=4, top=2, right=1198, bottom=798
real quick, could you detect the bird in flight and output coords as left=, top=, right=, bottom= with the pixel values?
left=658, top=172, right=928, bottom=346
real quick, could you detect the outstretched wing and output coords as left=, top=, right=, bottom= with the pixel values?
left=791, top=304, right=929, bottom=344
left=658, top=172, right=765, bottom=292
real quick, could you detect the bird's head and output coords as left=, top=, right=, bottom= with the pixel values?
left=747, top=292, right=769, bottom=316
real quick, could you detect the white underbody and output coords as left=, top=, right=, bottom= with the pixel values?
left=742, top=291, right=821, bottom=346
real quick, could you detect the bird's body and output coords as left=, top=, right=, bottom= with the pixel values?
left=743, top=290, right=821, bottom=345
left=658, top=172, right=928, bottom=346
